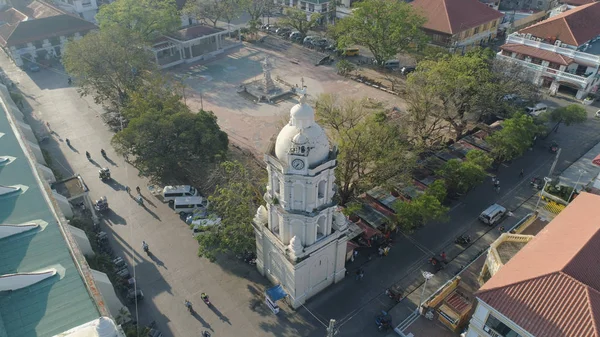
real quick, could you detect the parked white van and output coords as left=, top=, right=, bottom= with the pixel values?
left=526, top=103, right=548, bottom=116
left=173, top=196, right=207, bottom=215
left=479, top=203, right=506, bottom=226
left=162, top=185, right=198, bottom=202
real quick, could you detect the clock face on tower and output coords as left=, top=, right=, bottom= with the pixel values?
left=292, top=159, right=305, bottom=170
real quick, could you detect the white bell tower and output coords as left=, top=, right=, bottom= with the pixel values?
left=253, top=90, right=350, bottom=309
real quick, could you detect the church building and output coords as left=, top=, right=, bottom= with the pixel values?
left=253, top=91, right=350, bottom=309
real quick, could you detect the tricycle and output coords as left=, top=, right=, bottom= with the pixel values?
left=530, top=176, right=544, bottom=189
left=385, top=284, right=404, bottom=303
left=99, top=167, right=111, bottom=181
left=375, top=310, right=392, bottom=331
left=94, top=196, right=109, bottom=212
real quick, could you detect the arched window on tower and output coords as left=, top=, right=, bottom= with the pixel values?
left=317, top=180, right=327, bottom=200
left=273, top=176, right=281, bottom=196
left=316, top=216, right=326, bottom=241
left=271, top=213, right=280, bottom=236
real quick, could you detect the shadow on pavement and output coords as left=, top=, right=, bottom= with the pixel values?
left=191, top=310, right=212, bottom=330
left=149, top=253, right=167, bottom=270
left=103, top=210, right=127, bottom=226
left=208, top=304, right=231, bottom=325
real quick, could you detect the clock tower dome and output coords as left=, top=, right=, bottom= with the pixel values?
left=253, top=90, right=350, bottom=309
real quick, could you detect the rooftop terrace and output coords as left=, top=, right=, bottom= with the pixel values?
left=0, top=91, right=100, bottom=337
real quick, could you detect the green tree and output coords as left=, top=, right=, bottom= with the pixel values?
left=406, top=49, right=495, bottom=140
left=62, top=27, right=157, bottom=112
left=315, top=94, right=415, bottom=205
left=330, top=0, right=428, bottom=66
left=436, top=150, right=492, bottom=195
left=96, top=0, right=180, bottom=41
left=548, top=104, right=587, bottom=132
left=279, top=8, right=322, bottom=37
left=221, top=0, right=246, bottom=33
left=487, top=113, right=542, bottom=162
left=427, top=179, right=448, bottom=204
left=184, top=0, right=227, bottom=27
left=111, top=89, right=228, bottom=182
left=335, top=59, right=355, bottom=76
left=393, top=190, right=448, bottom=231
left=197, top=161, right=264, bottom=261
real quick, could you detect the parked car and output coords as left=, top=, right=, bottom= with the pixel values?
left=28, top=63, right=40, bottom=72
left=383, top=60, right=401, bottom=70
left=312, top=38, right=328, bottom=48
left=303, top=36, right=317, bottom=45
left=127, top=289, right=144, bottom=303
left=400, top=66, right=416, bottom=75
left=289, top=31, right=302, bottom=40
left=276, top=27, right=291, bottom=36
left=261, top=24, right=273, bottom=30
left=525, top=103, right=548, bottom=116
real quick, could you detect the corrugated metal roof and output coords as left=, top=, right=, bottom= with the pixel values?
left=477, top=192, right=600, bottom=337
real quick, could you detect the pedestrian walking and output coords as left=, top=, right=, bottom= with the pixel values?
left=519, top=169, right=524, bottom=178
left=359, top=268, right=364, bottom=280
left=378, top=247, right=384, bottom=257
left=125, top=186, right=130, bottom=194
left=440, top=251, right=447, bottom=262
left=136, top=186, right=141, bottom=194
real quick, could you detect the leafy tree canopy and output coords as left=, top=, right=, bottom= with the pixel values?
left=330, top=0, right=428, bottom=66
left=62, top=27, right=157, bottom=112
left=111, top=87, right=228, bottom=182
left=436, top=150, right=492, bottom=195
left=406, top=49, right=494, bottom=140
left=197, top=161, right=264, bottom=261
left=487, top=113, right=543, bottom=162
left=184, top=0, right=227, bottom=27
left=548, top=104, right=587, bottom=132
left=279, top=8, right=322, bottom=36
left=315, top=94, right=415, bottom=205
left=96, top=0, right=180, bottom=41
left=393, top=185, right=448, bottom=231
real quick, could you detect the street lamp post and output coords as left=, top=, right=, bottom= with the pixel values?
left=417, top=271, right=434, bottom=314
left=534, top=177, right=553, bottom=212
left=568, top=169, right=586, bottom=202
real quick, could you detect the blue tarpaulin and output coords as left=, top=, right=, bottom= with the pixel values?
left=266, top=285, right=287, bottom=302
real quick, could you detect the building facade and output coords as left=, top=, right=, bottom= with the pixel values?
left=411, top=0, right=504, bottom=52
left=52, top=0, right=99, bottom=22
left=497, top=2, right=600, bottom=99
left=0, top=0, right=97, bottom=67
left=253, top=91, right=350, bottom=309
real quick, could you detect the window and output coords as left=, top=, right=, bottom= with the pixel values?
left=308, top=3, right=314, bottom=11
left=484, top=315, right=523, bottom=337
left=474, top=26, right=480, bottom=34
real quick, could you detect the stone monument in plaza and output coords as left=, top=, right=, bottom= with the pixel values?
left=252, top=89, right=351, bottom=309
left=240, top=57, right=293, bottom=103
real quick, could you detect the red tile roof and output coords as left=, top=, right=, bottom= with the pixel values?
left=477, top=192, right=600, bottom=337
left=410, top=0, right=504, bottom=35
left=500, top=43, right=574, bottom=65
left=519, top=2, right=600, bottom=46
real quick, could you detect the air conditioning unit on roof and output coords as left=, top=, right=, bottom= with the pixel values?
left=525, top=33, right=533, bottom=39
left=555, top=40, right=561, bottom=47
left=536, top=38, right=542, bottom=42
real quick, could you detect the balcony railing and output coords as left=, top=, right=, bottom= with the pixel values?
left=497, top=54, right=591, bottom=87
left=506, top=35, right=600, bottom=65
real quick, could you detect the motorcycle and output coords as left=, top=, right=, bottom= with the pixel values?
left=86, top=151, right=91, bottom=160
left=201, top=293, right=211, bottom=306
left=428, top=256, right=444, bottom=271
left=385, top=285, right=403, bottom=303
left=201, top=331, right=211, bottom=337
left=455, top=235, right=471, bottom=245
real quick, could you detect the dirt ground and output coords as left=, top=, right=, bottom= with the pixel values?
left=169, top=37, right=406, bottom=155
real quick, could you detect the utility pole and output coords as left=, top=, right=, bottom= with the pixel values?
left=326, top=319, right=336, bottom=337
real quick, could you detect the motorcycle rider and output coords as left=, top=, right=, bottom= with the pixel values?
left=201, top=293, right=209, bottom=303
left=85, top=151, right=91, bottom=160
left=101, top=149, right=106, bottom=157
left=65, top=138, right=70, bottom=146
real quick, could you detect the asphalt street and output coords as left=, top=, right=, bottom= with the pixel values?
left=3, top=44, right=600, bottom=337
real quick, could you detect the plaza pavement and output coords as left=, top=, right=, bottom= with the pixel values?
left=3, top=37, right=600, bottom=337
